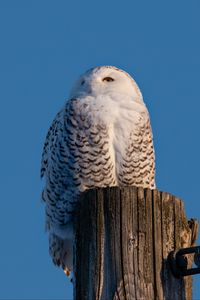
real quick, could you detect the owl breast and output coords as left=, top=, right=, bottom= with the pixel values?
left=64, top=95, right=155, bottom=194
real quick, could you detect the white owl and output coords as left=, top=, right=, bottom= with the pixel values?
left=41, top=66, right=155, bottom=278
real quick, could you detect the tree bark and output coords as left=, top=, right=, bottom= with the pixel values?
left=74, top=187, right=198, bottom=300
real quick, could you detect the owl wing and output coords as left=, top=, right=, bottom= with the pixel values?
left=41, top=103, right=76, bottom=227
left=41, top=104, right=76, bottom=275
left=118, top=110, right=156, bottom=189
left=41, top=110, right=63, bottom=179
left=138, top=114, right=156, bottom=189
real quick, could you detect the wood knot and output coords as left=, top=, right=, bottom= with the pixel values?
left=128, top=235, right=137, bottom=249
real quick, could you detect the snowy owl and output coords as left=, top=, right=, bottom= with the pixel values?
left=41, top=65, right=155, bottom=278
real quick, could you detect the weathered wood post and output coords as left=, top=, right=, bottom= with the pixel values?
left=74, top=187, right=198, bottom=300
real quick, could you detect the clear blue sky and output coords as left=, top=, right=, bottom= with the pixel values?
left=1, top=1, right=200, bottom=299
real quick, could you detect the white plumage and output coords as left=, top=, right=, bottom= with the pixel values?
left=41, top=66, right=155, bottom=277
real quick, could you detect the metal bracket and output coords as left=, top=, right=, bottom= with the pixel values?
left=169, top=246, right=200, bottom=278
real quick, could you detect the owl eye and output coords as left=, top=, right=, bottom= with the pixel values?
left=102, top=77, right=114, bottom=82
left=81, top=80, right=85, bottom=86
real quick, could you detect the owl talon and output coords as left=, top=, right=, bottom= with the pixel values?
left=69, top=271, right=74, bottom=283
left=64, top=267, right=71, bottom=277
left=64, top=267, right=74, bottom=283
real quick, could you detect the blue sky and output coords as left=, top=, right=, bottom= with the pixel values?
left=1, top=1, right=200, bottom=299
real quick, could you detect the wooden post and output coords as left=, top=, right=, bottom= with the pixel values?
left=74, top=187, right=198, bottom=300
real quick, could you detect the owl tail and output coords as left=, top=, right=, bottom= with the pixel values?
left=49, top=233, right=73, bottom=280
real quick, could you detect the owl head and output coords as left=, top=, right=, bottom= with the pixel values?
left=69, top=66, right=143, bottom=103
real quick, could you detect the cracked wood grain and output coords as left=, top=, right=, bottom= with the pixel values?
left=74, top=187, right=198, bottom=300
